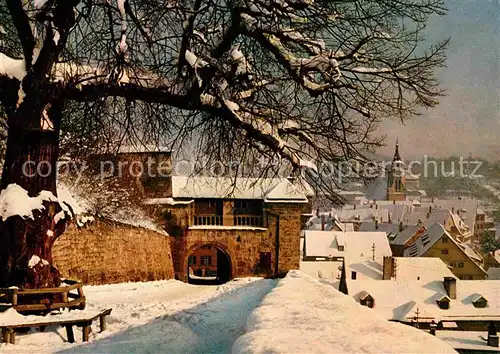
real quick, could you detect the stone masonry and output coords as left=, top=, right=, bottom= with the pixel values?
left=53, top=218, right=175, bottom=285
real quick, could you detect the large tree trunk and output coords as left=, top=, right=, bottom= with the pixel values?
left=0, top=101, right=65, bottom=289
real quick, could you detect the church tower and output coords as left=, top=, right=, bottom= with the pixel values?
left=387, top=139, right=406, bottom=201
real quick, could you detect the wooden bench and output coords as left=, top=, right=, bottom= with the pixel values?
left=0, top=279, right=86, bottom=315
left=0, top=308, right=112, bottom=344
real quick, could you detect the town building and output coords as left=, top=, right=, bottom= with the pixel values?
left=346, top=257, right=500, bottom=332
left=301, top=230, right=392, bottom=291
left=386, top=139, right=423, bottom=202
left=145, top=175, right=312, bottom=283
left=404, top=223, right=487, bottom=280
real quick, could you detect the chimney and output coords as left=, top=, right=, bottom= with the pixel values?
left=316, top=209, right=319, bottom=217
left=375, top=219, right=379, bottom=230
left=388, top=213, right=392, bottom=224
left=393, top=200, right=396, bottom=205
left=374, top=199, right=377, bottom=205
left=354, top=204, right=356, bottom=210
left=430, top=321, right=437, bottom=336
left=321, top=215, right=325, bottom=231
left=370, top=204, right=373, bottom=209
left=426, top=212, right=430, bottom=219
left=429, top=206, right=432, bottom=214
left=376, top=204, right=378, bottom=210
left=382, top=256, right=394, bottom=280
left=443, top=277, right=457, bottom=300
left=488, top=322, right=499, bottom=347
left=399, top=221, right=404, bottom=232
left=452, top=207, right=455, bottom=213
left=457, top=209, right=460, bottom=216
left=432, top=197, right=435, bottom=203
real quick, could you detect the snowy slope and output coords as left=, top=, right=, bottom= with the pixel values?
left=233, top=271, right=457, bottom=353
left=0, top=278, right=275, bottom=353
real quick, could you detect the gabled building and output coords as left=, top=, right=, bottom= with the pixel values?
left=93, top=149, right=313, bottom=284
left=347, top=258, right=500, bottom=331
left=404, top=223, right=487, bottom=280
left=144, top=175, right=313, bottom=282
left=301, top=230, right=392, bottom=292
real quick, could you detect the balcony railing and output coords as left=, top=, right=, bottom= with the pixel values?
left=192, top=214, right=264, bottom=227
left=234, top=215, right=264, bottom=227
left=194, top=215, right=223, bottom=226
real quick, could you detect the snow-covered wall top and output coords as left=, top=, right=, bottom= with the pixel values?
left=232, top=270, right=457, bottom=353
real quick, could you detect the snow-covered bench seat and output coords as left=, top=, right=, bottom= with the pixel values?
left=0, top=308, right=112, bottom=344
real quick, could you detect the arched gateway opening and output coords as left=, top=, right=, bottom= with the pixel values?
left=187, top=244, right=232, bottom=285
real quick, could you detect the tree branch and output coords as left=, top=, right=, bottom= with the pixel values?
left=6, top=0, right=35, bottom=69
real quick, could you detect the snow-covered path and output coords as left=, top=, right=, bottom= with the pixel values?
left=61, top=278, right=276, bottom=353
left=1, top=278, right=276, bottom=354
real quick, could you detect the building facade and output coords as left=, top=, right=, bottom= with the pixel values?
left=96, top=150, right=312, bottom=283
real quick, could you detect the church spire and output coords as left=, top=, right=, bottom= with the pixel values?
left=393, top=138, right=401, bottom=162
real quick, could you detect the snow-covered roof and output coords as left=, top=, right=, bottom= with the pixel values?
left=389, top=257, right=456, bottom=282
left=436, top=330, right=500, bottom=352
left=348, top=276, right=500, bottom=323
left=299, top=261, right=343, bottom=281
left=142, top=197, right=194, bottom=206
left=232, top=271, right=457, bottom=353
left=304, top=231, right=392, bottom=261
left=359, top=222, right=422, bottom=246
left=404, top=223, right=448, bottom=257
left=171, top=176, right=312, bottom=202
left=487, top=267, right=500, bottom=280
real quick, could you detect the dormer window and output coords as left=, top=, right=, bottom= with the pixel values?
left=472, top=295, right=488, bottom=308
left=437, top=295, right=451, bottom=310
left=338, top=245, right=345, bottom=252
left=359, top=291, right=375, bottom=308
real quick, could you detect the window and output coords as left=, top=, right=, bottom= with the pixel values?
left=437, top=299, right=450, bottom=310
left=235, top=200, right=248, bottom=210
left=201, top=256, right=212, bottom=265
left=259, top=252, right=272, bottom=271
left=442, top=237, right=448, bottom=243
left=473, top=297, right=488, bottom=308
left=201, top=245, right=212, bottom=250
left=458, top=262, right=464, bottom=268
left=188, top=255, right=196, bottom=265
left=338, top=245, right=345, bottom=252
left=351, top=271, right=357, bottom=280
left=441, top=249, right=449, bottom=255
left=395, top=178, right=402, bottom=192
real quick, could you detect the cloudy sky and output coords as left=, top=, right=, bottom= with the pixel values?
left=377, top=0, right=499, bottom=160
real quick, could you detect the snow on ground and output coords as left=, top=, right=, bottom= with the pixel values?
left=232, top=271, right=457, bottom=354
left=1, top=278, right=276, bottom=353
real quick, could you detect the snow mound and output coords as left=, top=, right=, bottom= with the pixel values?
left=0, top=184, right=57, bottom=220
left=0, top=308, right=26, bottom=326
left=232, top=270, right=457, bottom=354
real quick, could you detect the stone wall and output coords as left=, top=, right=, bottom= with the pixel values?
left=53, top=218, right=175, bottom=285
left=266, top=203, right=303, bottom=275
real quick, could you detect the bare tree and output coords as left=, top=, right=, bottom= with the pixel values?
left=0, top=0, right=447, bottom=288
